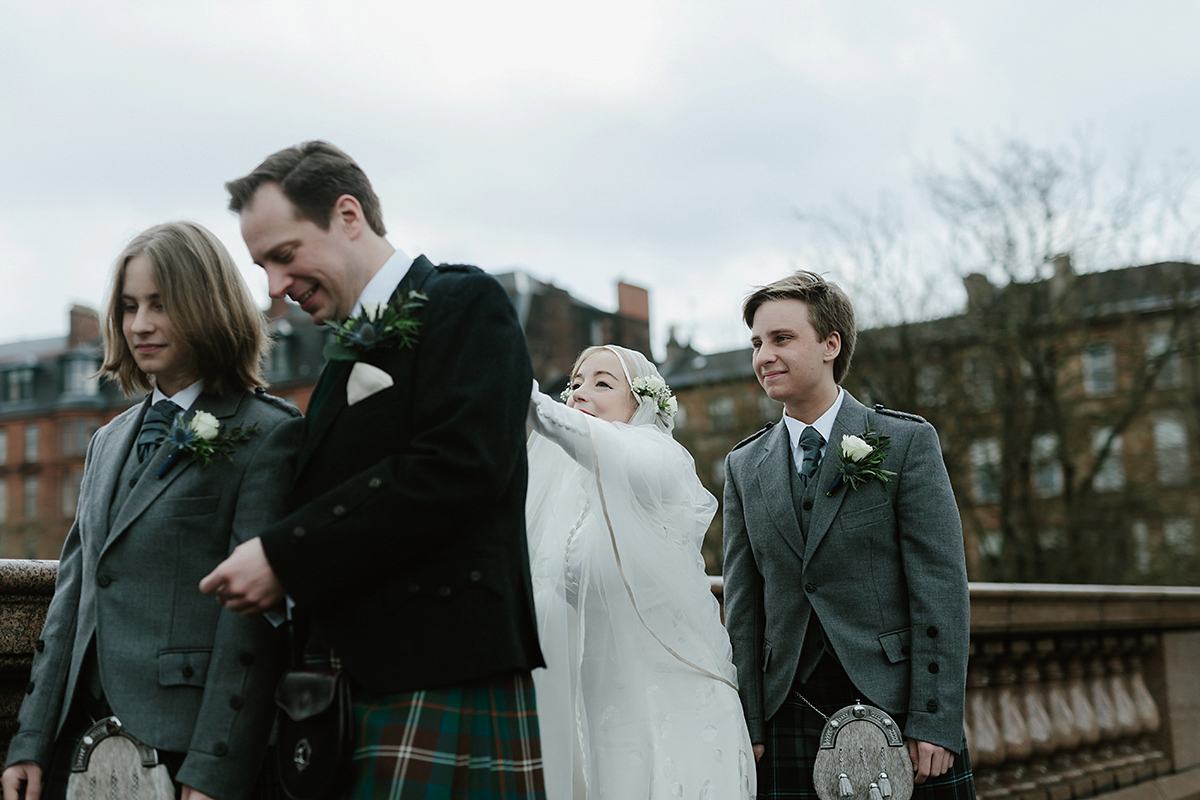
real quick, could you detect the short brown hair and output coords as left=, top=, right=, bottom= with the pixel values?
left=99, top=222, right=268, bottom=397
left=225, top=141, right=387, bottom=236
left=743, top=270, right=857, bottom=383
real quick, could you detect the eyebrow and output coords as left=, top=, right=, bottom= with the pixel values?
left=752, top=327, right=798, bottom=340
left=255, top=239, right=300, bottom=266
left=574, top=370, right=621, bottom=382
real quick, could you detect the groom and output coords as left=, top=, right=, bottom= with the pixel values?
left=200, top=141, right=545, bottom=797
left=722, top=271, right=974, bottom=799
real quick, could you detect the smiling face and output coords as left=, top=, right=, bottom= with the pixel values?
left=750, top=298, right=841, bottom=422
left=120, top=254, right=197, bottom=396
left=567, top=349, right=638, bottom=424
left=238, top=182, right=367, bottom=325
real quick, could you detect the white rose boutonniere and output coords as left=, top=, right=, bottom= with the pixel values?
left=190, top=410, right=220, bottom=441
left=827, top=425, right=897, bottom=496
left=157, top=412, right=260, bottom=478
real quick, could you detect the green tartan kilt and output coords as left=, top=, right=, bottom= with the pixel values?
left=349, top=670, right=546, bottom=800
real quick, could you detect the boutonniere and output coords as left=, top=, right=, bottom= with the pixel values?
left=157, top=411, right=259, bottom=478
left=826, top=425, right=896, bottom=496
left=323, top=290, right=427, bottom=362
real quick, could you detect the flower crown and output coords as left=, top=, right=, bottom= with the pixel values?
left=559, top=375, right=678, bottom=418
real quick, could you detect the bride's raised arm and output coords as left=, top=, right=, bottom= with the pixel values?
left=527, top=380, right=600, bottom=471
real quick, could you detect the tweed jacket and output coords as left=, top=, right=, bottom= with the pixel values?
left=722, top=391, right=969, bottom=751
left=6, top=389, right=302, bottom=800
left=260, top=256, right=544, bottom=692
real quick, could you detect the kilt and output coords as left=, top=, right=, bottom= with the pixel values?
left=349, top=670, right=546, bottom=800
left=759, top=657, right=976, bottom=800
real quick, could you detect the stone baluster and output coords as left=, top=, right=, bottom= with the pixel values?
left=1104, top=643, right=1142, bottom=787
left=1125, top=634, right=1169, bottom=778
left=1085, top=638, right=1122, bottom=792
left=996, top=641, right=1039, bottom=797
left=1020, top=640, right=1068, bottom=800
left=1041, top=649, right=1089, bottom=798
left=969, top=641, right=1008, bottom=798
left=1063, top=639, right=1103, bottom=796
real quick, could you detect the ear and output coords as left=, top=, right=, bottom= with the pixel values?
left=331, top=194, right=367, bottom=239
left=823, top=330, right=842, bottom=364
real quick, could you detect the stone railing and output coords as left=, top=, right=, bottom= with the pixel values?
left=3, top=561, right=1198, bottom=800
left=711, top=578, right=1200, bottom=800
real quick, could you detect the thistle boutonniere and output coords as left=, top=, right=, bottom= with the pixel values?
left=157, top=411, right=260, bottom=478
left=323, top=291, right=427, bottom=362
left=826, top=425, right=896, bottom=496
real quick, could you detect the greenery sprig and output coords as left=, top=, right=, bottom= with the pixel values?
left=323, top=291, right=427, bottom=362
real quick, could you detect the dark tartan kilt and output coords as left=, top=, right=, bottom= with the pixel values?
left=349, top=670, right=546, bottom=800
left=760, top=657, right=976, bottom=800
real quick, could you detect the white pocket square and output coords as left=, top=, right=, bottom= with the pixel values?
left=347, top=362, right=394, bottom=406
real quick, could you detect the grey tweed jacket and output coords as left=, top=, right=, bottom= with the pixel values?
left=6, top=389, right=302, bottom=800
left=722, top=391, right=969, bottom=751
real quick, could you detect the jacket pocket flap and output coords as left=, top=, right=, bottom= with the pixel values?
left=275, top=671, right=342, bottom=722
left=878, top=628, right=912, bottom=664
left=166, top=495, right=220, bottom=519
left=840, top=501, right=891, bottom=530
left=158, top=648, right=211, bottom=686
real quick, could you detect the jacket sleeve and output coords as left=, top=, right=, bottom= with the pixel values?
left=175, top=412, right=301, bottom=800
left=260, top=271, right=533, bottom=603
left=893, top=422, right=970, bottom=752
left=722, top=452, right=766, bottom=744
left=6, top=428, right=103, bottom=768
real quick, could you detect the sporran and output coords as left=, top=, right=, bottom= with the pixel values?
left=812, top=702, right=914, bottom=800
left=66, top=716, right=174, bottom=800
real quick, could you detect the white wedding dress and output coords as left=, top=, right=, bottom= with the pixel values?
left=526, top=362, right=755, bottom=800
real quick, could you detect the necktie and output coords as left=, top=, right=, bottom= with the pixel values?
left=798, top=426, right=825, bottom=487
left=137, top=400, right=179, bottom=463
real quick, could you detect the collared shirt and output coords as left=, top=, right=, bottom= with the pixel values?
left=782, top=387, right=844, bottom=475
left=151, top=379, right=204, bottom=413
left=352, top=247, right=414, bottom=317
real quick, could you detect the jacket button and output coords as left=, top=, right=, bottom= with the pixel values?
left=469, top=571, right=482, bottom=582
left=239, top=652, right=254, bottom=666
left=292, top=526, right=306, bottom=538
left=926, top=699, right=939, bottom=713
left=128, top=478, right=137, bottom=488
left=35, top=639, right=44, bottom=652
left=438, top=586, right=452, bottom=597
left=182, top=665, right=195, bottom=679
left=25, top=681, right=34, bottom=694
left=928, top=662, right=940, bottom=674
left=229, top=695, right=244, bottom=710
left=214, top=742, right=229, bottom=757
left=927, top=626, right=938, bottom=638
left=97, top=575, right=111, bottom=588
left=805, top=582, right=817, bottom=593
left=368, top=477, right=382, bottom=489
left=332, top=505, right=346, bottom=516
left=802, top=499, right=813, bottom=510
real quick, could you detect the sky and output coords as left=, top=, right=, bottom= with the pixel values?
left=3, top=1, right=1200, bottom=356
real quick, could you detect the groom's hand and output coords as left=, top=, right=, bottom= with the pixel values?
left=907, top=739, right=954, bottom=784
left=753, top=744, right=765, bottom=762
left=200, top=537, right=285, bottom=615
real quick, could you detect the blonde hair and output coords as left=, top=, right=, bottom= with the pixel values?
left=99, top=222, right=268, bottom=397
left=742, top=270, right=857, bottom=384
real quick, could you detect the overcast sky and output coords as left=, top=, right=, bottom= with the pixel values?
left=3, top=1, right=1199, bottom=356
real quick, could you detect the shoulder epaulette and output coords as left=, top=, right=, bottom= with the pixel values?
left=873, top=404, right=926, bottom=424
left=732, top=421, right=774, bottom=451
left=252, top=390, right=303, bottom=417
left=435, top=263, right=475, bottom=273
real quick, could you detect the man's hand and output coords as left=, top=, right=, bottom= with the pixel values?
left=907, top=739, right=954, bottom=784
left=199, top=537, right=284, bottom=615
left=180, top=786, right=217, bottom=800
left=753, top=744, right=765, bottom=762
left=2, top=762, right=42, bottom=800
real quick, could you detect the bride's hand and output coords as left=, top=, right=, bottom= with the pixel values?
left=753, top=744, right=765, bottom=761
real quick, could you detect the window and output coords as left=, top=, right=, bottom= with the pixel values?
left=708, top=396, right=734, bottom=433
left=23, top=476, right=38, bottom=522
left=1131, top=520, right=1151, bottom=574
left=970, top=439, right=1001, bottom=504
left=1091, top=428, right=1124, bottom=492
left=979, top=529, right=1003, bottom=558
left=60, top=418, right=98, bottom=457
left=1146, top=332, right=1182, bottom=389
left=0, top=429, right=6, bottom=467
left=1032, top=434, right=1063, bottom=498
left=5, top=368, right=34, bottom=403
left=1163, top=518, right=1197, bottom=556
left=1081, top=343, right=1116, bottom=396
left=589, top=319, right=604, bottom=346
left=24, top=426, right=39, bottom=463
left=62, top=468, right=83, bottom=517
left=0, top=480, right=7, bottom=523
left=1037, top=527, right=1064, bottom=550
left=962, top=357, right=995, bottom=409
left=1154, top=416, right=1189, bottom=487
left=711, top=459, right=726, bottom=487
left=62, top=356, right=99, bottom=396
left=673, top=403, right=688, bottom=431
left=264, top=335, right=292, bottom=382
left=916, top=366, right=945, bottom=406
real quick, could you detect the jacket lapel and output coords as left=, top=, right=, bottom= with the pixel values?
left=752, top=422, right=807, bottom=563
left=102, top=390, right=244, bottom=557
left=296, top=255, right=437, bottom=476
left=88, top=401, right=145, bottom=553
left=804, top=392, right=869, bottom=563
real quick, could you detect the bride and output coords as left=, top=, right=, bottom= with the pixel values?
left=526, top=345, right=755, bottom=800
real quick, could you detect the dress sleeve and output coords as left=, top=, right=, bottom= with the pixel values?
left=527, top=384, right=597, bottom=472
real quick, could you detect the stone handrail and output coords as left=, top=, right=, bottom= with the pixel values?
left=2, top=561, right=1198, bottom=800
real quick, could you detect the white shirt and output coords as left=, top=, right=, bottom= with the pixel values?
left=352, top=248, right=414, bottom=316
left=782, top=387, right=844, bottom=475
left=151, top=379, right=203, bottom=412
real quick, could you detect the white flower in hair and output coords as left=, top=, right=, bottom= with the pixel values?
left=631, top=376, right=677, bottom=417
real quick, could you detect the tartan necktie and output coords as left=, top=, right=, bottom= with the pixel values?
left=137, top=399, right=180, bottom=463
left=798, top=425, right=825, bottom=487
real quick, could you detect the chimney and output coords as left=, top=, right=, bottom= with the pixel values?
left=963, top=273, right=995, bottom=312
left=67, top=305, right=100, bottom=348
left=617, top=281, right=650, bottom=323
left=1049, top=252, right=1074, bottom=306
left=665, top=326, right=686, bottom=363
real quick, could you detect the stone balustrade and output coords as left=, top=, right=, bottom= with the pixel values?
left=2, top=561, right=1198, bottom=800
